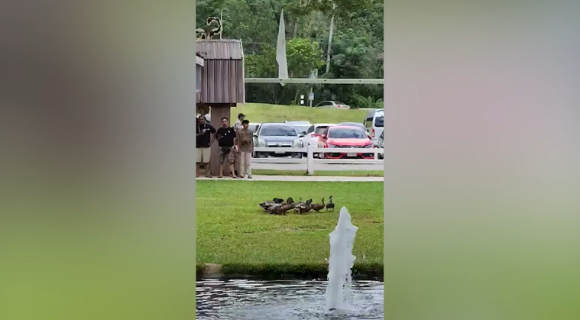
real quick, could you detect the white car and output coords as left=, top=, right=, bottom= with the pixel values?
left=300, top=123, right=337, bottom=155
left=286, top=121, right=312, bottom=137
left=248, top=122, right=261, bottom=133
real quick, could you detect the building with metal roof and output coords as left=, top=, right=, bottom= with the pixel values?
left=196, top=39, right=245, bottom=176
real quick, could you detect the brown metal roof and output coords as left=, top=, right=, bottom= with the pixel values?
left=196, top=40, right=244, bottom=60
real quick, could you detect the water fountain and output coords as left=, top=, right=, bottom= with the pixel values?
left=196, top=206, right=383, bottom=320
left=325, top=206, right=358, bottom=311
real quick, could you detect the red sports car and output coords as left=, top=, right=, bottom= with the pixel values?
left=319, top=125, right=375, bottom=159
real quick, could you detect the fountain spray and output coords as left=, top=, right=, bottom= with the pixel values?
left=325, top=207, right=358, bottom=311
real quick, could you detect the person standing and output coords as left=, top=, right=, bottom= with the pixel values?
left=237, top=119, right=254, bottom=179
left=196, top=116, right=216, bottom=177
left=215, top=117, right=237, bottom=178
left=233, top=113, right=245, bottom=177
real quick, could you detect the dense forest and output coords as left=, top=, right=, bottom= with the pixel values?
left=196, top=0, right=384, bottom=108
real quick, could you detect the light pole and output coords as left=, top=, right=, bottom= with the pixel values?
left=220, top=9, right=226, bottom=39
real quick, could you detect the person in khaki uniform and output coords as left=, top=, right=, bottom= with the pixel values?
left=232, top=113, right=245, bottom=177
left=236, top=119, right=254, bottom=179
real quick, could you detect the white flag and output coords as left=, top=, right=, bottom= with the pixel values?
left=326, top=15, right=335, bottom=74
left=276, top=9, right=289, bottom=84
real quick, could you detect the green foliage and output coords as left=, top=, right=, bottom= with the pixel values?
left=196, top=0, right=384, bottom=108
left=286, top=38, right=325, bottom=77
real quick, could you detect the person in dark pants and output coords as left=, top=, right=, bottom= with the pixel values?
left=196, top=115, right=216, bottom=177
left=215, top=117, right=237, bottom=178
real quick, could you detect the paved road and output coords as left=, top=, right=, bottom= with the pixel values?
left=196, top=175, right=383, bottom=182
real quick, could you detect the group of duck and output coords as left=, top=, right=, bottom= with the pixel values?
left=259, top=196, right=335, bottom=215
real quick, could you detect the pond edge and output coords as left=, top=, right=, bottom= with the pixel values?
left=197, top=262, right=384, bottom=281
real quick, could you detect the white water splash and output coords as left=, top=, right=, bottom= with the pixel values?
left=324, top=207, right=358, bottom=311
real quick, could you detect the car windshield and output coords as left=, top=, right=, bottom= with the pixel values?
left=314, top=126, right=329, bottom=135
left=374, top=116, right=384, bottom=127
left=340, top=122, right=365, bottom=129
left=328, top=127, right=367, bottom=139
left=260, top=125, right=297, bottom=136
left=292, top=125, right=310, bottom=134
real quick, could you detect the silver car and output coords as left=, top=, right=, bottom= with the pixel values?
left=253, top=123, right=303, bottom=158
left=313, top=101, right=351, bottom=109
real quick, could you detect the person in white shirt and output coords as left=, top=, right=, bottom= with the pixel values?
left=233, top=113, right=245, bottom=177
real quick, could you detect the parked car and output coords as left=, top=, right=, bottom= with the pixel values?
left=300, top=123, right=337, bottom=157
left=248, top=122, right=261, bottom=133
left=286, top=121, right=312, bottom=137
left=253, top=123, right=303, bottom=158
left=377, top=131, right=384, bottom=159
left=319, top=125, right=375, bottom=160
left=363, top=109, right=384, bottom=145
left=313, top=101, right=351, bottom=109
left=338, top=122, right=373, bottom=140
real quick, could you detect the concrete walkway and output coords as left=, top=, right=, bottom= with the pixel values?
left=196, top=175, right=383, bottom=182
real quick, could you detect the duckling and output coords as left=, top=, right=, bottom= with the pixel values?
left=325, top=196, right=335, bottom=211
left=311, top=198, right=325, bottom=212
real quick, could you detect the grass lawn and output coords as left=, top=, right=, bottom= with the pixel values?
left=252, top=169, right=384, bottom=177
left=196, top=180, right=383, bottom=276
left=232, top=103, right=370, bottom=123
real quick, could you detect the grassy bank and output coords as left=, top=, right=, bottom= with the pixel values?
left=196, top=180, right=383, bottom=276
left=232, top=103, right=369, bottom=123
left=252, top=169, right=384, bottom=177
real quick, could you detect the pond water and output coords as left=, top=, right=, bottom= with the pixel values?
left=196, top=279, right=384, bottom=320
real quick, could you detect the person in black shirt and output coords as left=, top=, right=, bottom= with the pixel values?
left=215, top=117, right=237, bottom=178
left=196, top=116, right=216, bottom=177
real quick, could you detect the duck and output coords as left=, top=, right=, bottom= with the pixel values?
left=325, top=196, right=335, bottom=211
left=311, top=198, right=326, bottom=212
left=295, top=199, right=313, bottom=214
left=270, top=198, right=295, bottom=215
left=267, top=197, right=294, bottom=215
left=273, top=198, right=285, bottom=204
left=259, top=197, right=286, bottom=211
